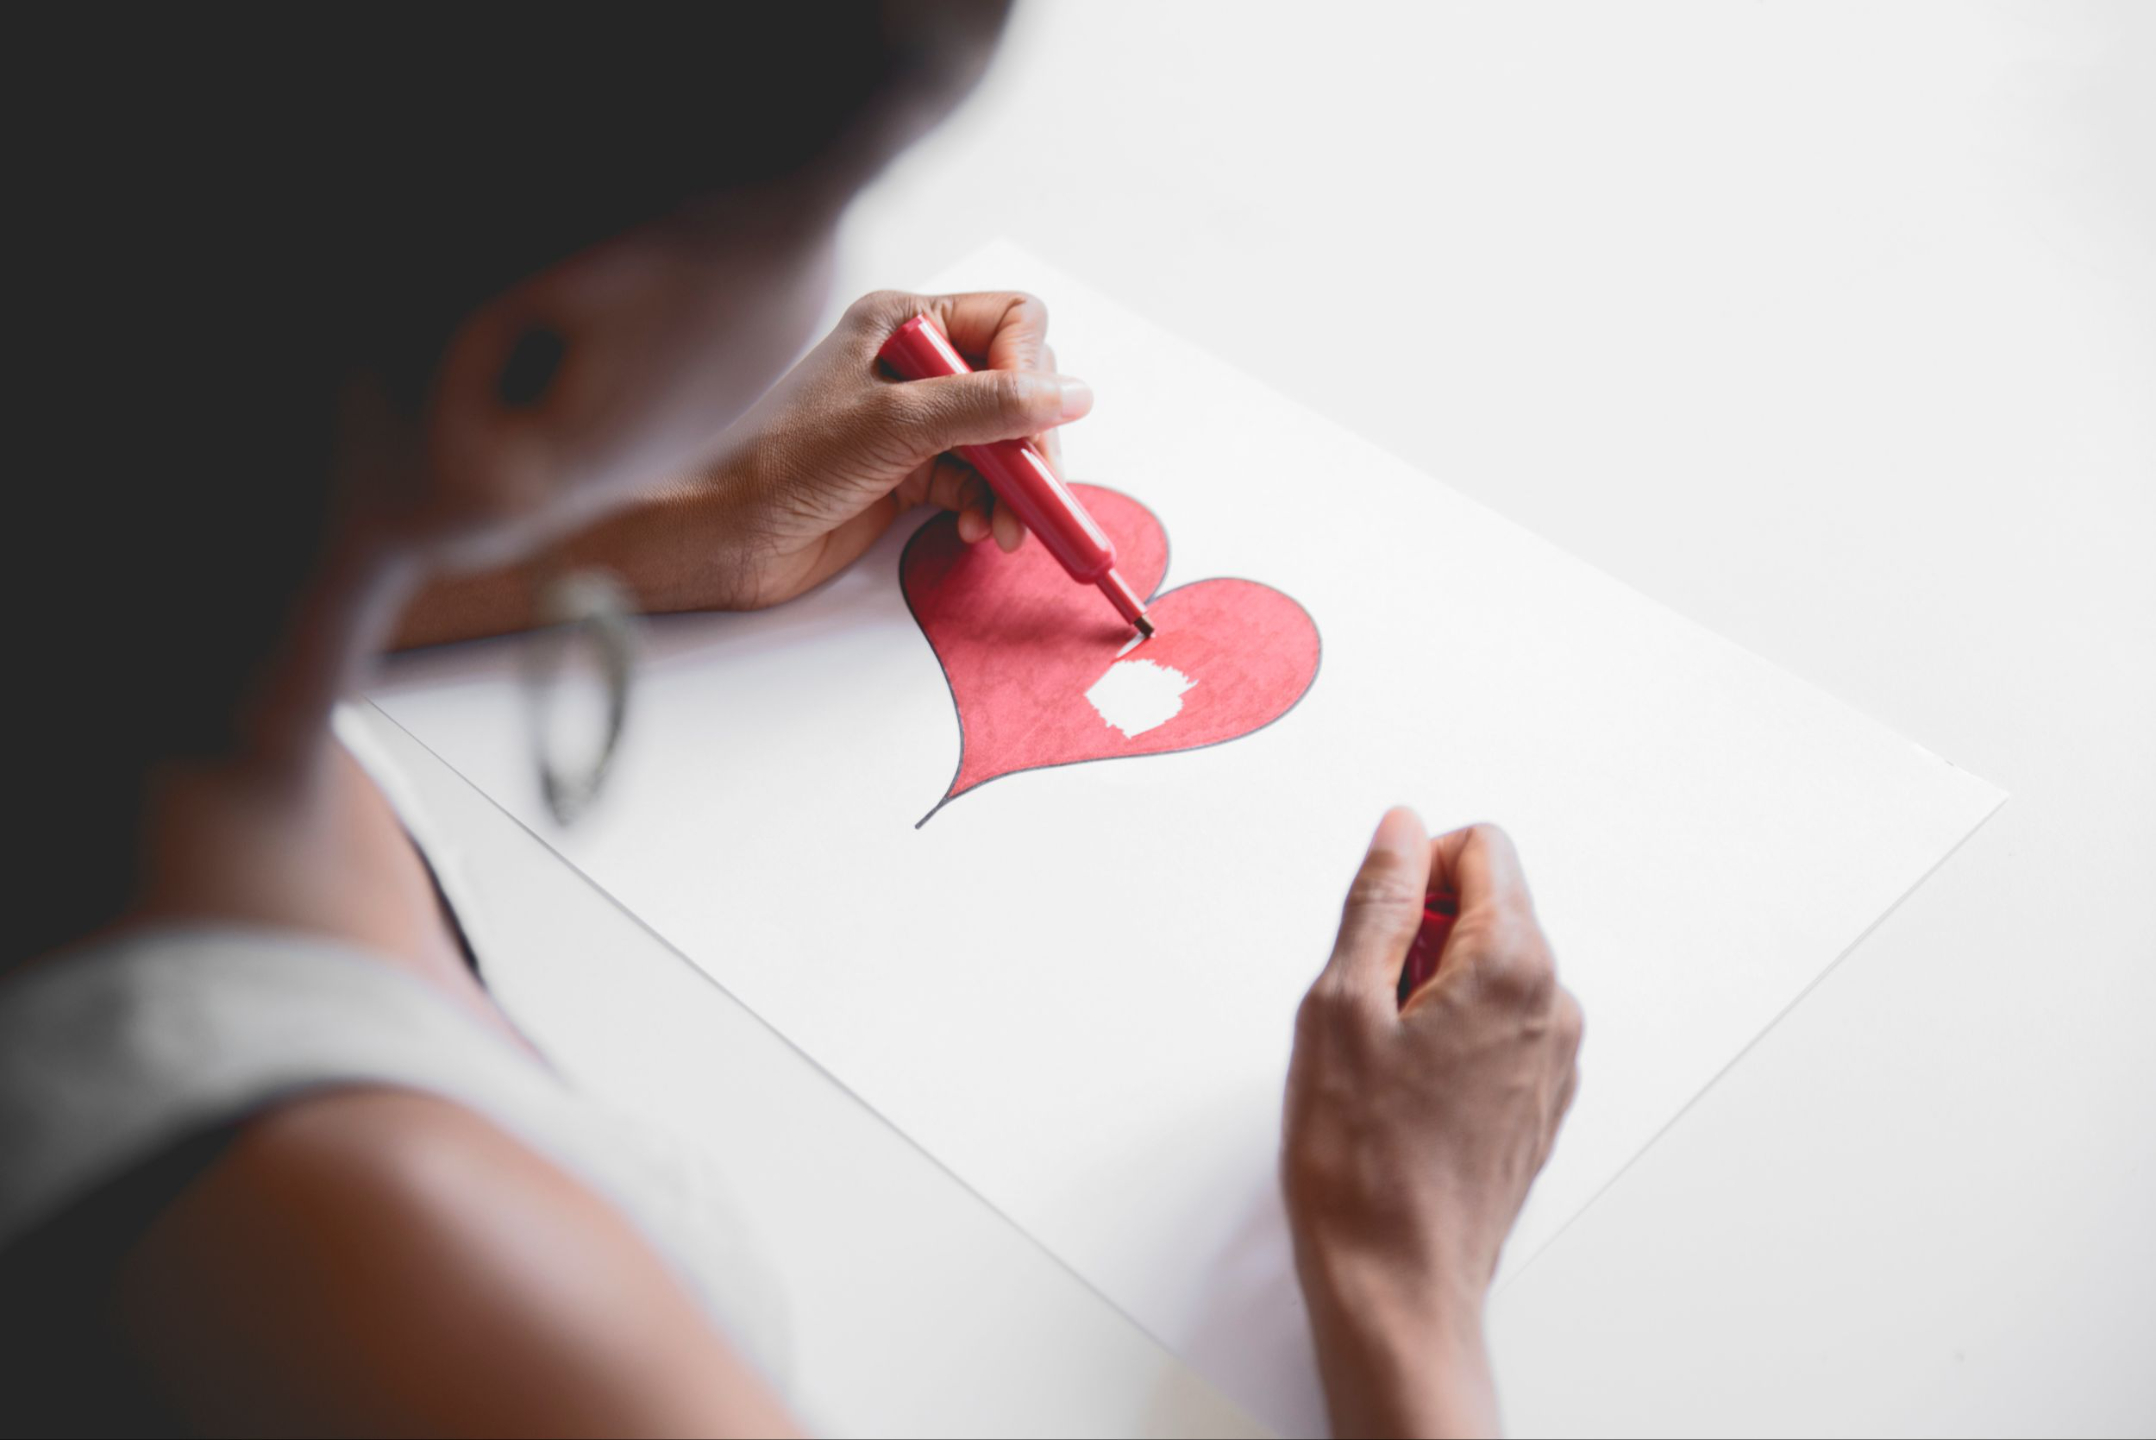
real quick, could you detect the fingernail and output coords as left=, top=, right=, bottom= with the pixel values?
left=1055, top=377, right=1093, bottom=422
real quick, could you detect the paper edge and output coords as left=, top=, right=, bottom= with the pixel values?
left=359, top=241, right=2012, bottom=1436
left=1495, top=784, right=2009, bottom=1298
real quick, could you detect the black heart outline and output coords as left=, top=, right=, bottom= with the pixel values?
left=901, top=483, right=1323, bottom=827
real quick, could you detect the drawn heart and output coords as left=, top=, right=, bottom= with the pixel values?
left=901, top=484, right=1321, bottom=824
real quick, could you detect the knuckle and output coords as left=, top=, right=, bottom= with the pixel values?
left=989, top=367, right=1045, bottom=425
left=866, top=378, right=922, bottom=434
left=1467, top=820, right=1528, bottom=881
left=1555, top=990, right=1585, bottom=1051
left=1484, top=950, right=1556, bottom=1010
left=1296, top=972, right=1371, bottom=1039
left=1002, top=289, right=1047, bottom=328
left=848, top=289, right=914, bottom=326
left=1467, top=821, right=1520, bottom=868
left=1342, top=859, right=1424, bottom=917
left=1297, top=976, right=1347, bottom=1028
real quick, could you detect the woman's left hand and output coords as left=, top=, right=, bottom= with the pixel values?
left=692, top=287, right=1091, bottom=608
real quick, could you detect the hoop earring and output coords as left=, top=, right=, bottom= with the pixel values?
left=522, top=570, right=636, bottom=825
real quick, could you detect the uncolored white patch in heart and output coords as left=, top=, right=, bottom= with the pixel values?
left=1085, top=657, right=1197, bottom=740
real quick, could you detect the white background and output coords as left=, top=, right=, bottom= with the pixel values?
left=353, top=3, right=2154, bottom=1434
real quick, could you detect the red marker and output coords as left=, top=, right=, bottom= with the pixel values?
left=877, top=314, right=1155, bottom=639
left=1397, top=889, right=1460, bottom=1009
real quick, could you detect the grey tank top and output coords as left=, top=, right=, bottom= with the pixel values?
left=0, top=723, right=789, bottom=1419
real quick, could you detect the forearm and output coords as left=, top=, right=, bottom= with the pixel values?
left=390, top=482, right=749, bottom=650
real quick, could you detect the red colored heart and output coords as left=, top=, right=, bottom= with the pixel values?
left=901, top=484, right=1321, bottom=824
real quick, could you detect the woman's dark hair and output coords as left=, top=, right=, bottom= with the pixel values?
left=16, top=5, right=1003, bottom=959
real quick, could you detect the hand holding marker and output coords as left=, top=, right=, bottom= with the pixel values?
left=878, top=314, right=1157, bottom=641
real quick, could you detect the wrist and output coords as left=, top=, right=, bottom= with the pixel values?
left=1298, top=1245, right=1497, bottom=1438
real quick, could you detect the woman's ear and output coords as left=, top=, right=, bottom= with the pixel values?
left=414, top=296, right=577, bottom=560
left=496, top=326, right=567, bottom=409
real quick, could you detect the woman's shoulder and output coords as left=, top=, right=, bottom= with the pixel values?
left=1, top=926, right=797, bottom=1432
left=115, top=1084, right=795, bottom=1435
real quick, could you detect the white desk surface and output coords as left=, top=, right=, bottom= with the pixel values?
left=354, top=4, right=2156, bottom=1434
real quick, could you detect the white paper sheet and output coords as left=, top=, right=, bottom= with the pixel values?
left=369, top=242, right=2003, bottom=1435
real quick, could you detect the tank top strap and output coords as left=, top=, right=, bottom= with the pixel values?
left=1, top=928, right=566, bottom=1244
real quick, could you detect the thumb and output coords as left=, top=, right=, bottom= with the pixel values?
left=1322, top=807, right=1432, bottom=1006
left=881, top=369, right=1093, bottom=455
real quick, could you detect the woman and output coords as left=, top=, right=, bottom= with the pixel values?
left=5, top=6, right=1581, bottom=1435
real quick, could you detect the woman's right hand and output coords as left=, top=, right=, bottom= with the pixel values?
left=1284, top=810, right=1582, bottom=1439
